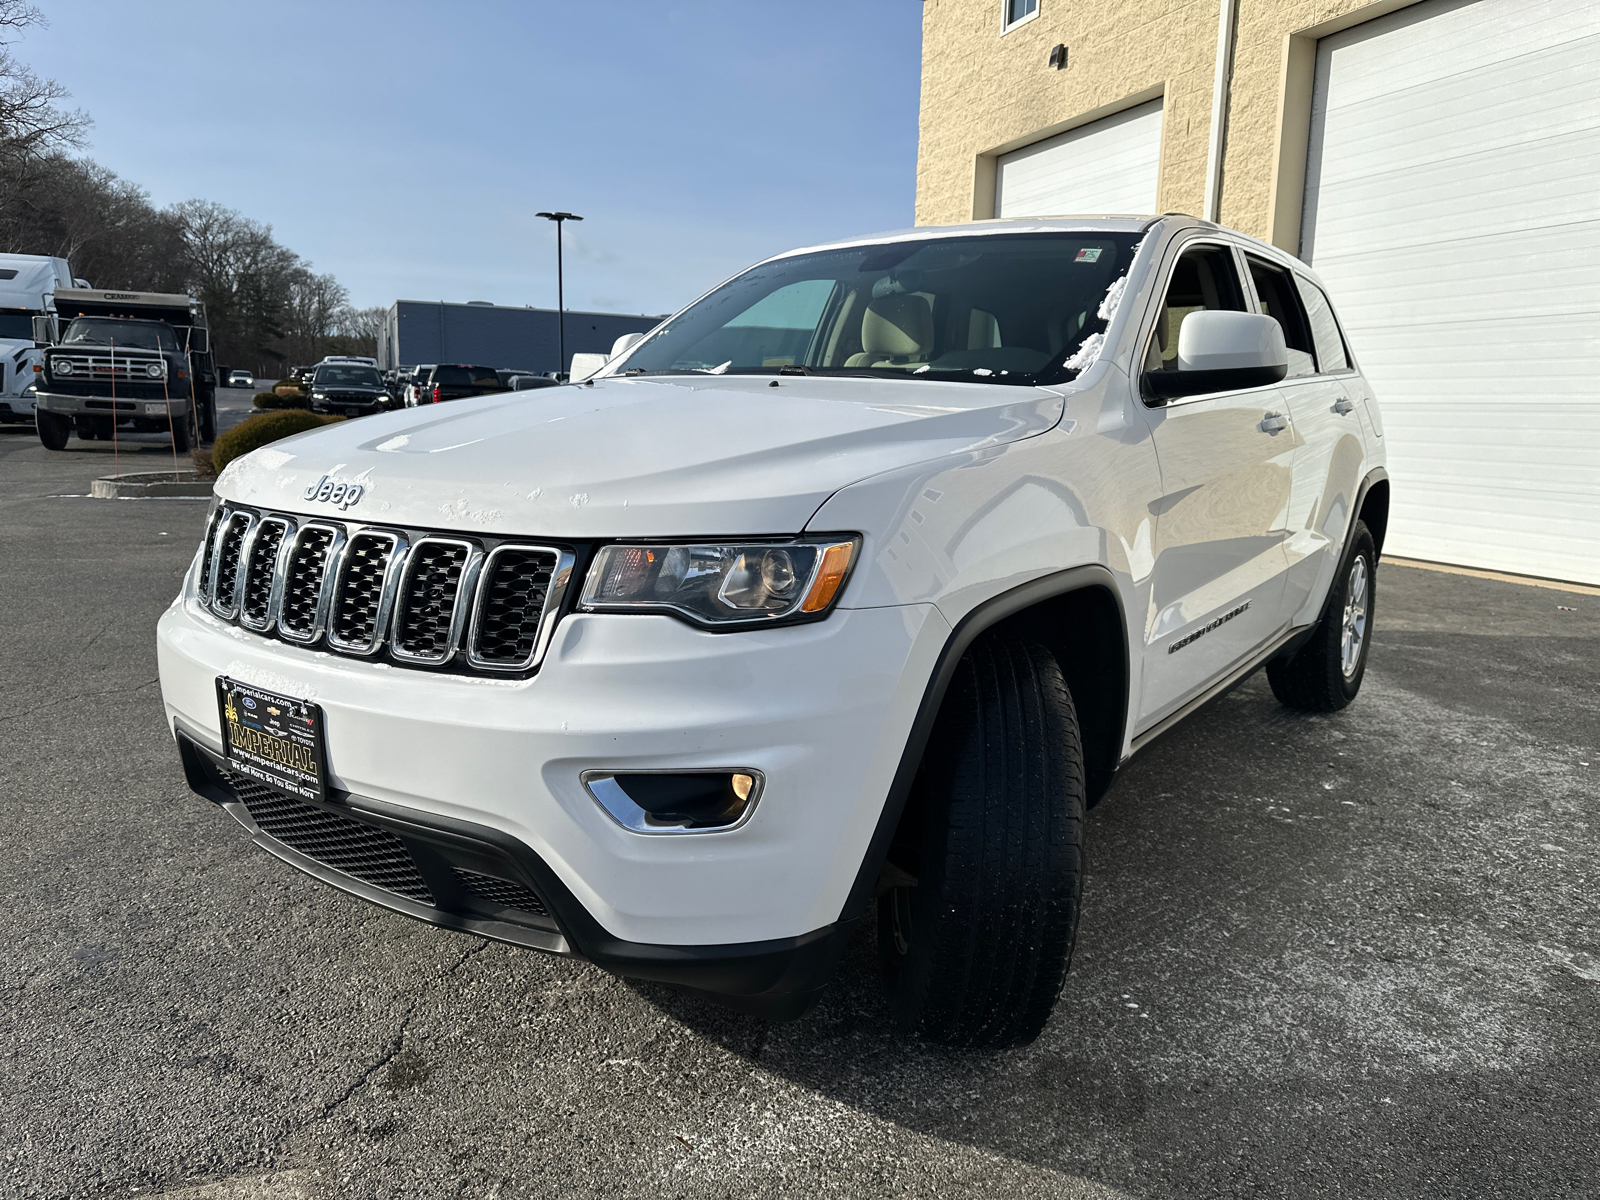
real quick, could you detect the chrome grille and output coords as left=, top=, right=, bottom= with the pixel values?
left=328, top=532, right=403, bottom=654
left=50, top=352, right=164, bottom=381
left=279, top=526, right=337, bottom=641
left=239, top=518, right=291, bottom=630
left=469, top=546, right=560, bottom=671
left=193, top=505, right=570, bottom=676
left=392, top=538, right=475, bottom=663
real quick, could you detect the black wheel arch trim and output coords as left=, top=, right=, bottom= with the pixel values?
left=836, top=563, right=1129, bottom=926
left=174, top=723, right=850, bottom=1019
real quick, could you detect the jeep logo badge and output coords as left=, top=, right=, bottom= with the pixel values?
left=302, top=475, right=364, bottom=509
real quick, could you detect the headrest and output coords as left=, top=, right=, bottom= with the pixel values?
left=861, top=293, right=933, bottom=357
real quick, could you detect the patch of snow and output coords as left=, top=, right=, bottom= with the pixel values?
left=1097, top=273, right=1129, bottom=322
left=1063, top=332, right=1104, bottom=372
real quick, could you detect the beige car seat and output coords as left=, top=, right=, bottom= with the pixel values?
left=845, top=293, right=933, bottom=368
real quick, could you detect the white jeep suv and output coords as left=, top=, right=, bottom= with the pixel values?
left=157, top=216, right=1388, bottom=1047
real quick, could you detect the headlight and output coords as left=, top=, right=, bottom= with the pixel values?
left=580, top=537, right=858, bottom=628
left=52, top=358, right=73, bottom=375
left=145, top=362, right=164, bottom=378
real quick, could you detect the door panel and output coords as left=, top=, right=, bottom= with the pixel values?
left=1245, top=256, right=1369, bottom=624
left=1137, top=242, right=1295, bottom=726
left=1141, top=396, right=1295, bottom=723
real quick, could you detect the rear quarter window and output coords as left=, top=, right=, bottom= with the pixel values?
left=1294, top=276, right=1351, bottom=373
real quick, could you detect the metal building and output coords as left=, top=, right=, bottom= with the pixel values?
left=376, top=301, right=663, bottom=375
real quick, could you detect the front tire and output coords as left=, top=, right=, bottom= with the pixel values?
left=171, top=404, right=195, bottom=453
left=878, top=632, right=1085, bottom=1048
left=37, top=410, right=70, bottom=451
left=198, top=391, right=216, bottom=442
left=1267, top=520, right=1376, bottom=711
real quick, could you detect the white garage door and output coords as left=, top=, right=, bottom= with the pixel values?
left=996, top=99, right=1163, bottom=218
left=1302, top=0, right=1600, bottom=584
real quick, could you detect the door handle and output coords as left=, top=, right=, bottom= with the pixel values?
left=1333, top=397, right=1356, bottom=415
left=1259, top=412, right=1289, bottom=434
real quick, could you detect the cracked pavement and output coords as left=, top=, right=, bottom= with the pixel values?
left=1, top=413, right=1597, bottom=1199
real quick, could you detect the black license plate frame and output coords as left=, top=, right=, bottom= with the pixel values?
left=215, top=676, right=326, bottom=803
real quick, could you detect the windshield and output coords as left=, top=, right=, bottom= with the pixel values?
left=313, top=365, right=382, bottom=387
left=618, top=232, right=1142, bottom=386
left=0, top=309, right=34, bottom=340
left=61, top=317, right=179, bottom=353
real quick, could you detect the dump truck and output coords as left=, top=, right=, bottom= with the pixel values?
left=32, top=288, right=217, bottom=451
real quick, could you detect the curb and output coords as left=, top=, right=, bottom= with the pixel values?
left=91, top=471, right=216, bottom=499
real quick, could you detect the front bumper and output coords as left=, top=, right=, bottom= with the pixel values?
left=35, top=389, right=191, bottom=418
left=157, top=582, right=948, bottom=995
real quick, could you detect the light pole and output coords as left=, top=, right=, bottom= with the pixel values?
left=536, top=211, right=582, bottom=379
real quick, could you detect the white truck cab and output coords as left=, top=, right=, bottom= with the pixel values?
left=0, top=254, right=73, bottom=423
left=157, top=216, right=1389, bottom=1046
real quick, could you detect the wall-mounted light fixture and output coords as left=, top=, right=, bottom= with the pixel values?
left=1048, top=43, right=1068, bottom=70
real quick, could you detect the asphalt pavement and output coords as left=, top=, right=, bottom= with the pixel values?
left=0, top=412, right=1596, bottom=1199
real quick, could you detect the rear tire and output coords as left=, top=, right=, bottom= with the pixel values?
left=198, top=391, right=216, bottom=442
left=878, top=632, right=1085, bottom=1048
left=1267, top=520, right=1376, bottom=712
left=37, top=410, right=70, bottom=451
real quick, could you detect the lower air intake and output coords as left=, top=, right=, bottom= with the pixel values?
left=453, top=867, right=549, bottom=916
left=222, top=768, right=434, bottom=905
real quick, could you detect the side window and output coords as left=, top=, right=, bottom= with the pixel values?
left=1142, top=244, right=1246, bottom=378
left=1294, top=275, right=1350, bottom=373
left=1245, top=255, right=1316, bottom=379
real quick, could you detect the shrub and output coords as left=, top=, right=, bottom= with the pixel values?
left=189, top=446, right=218, bottom=477
left=212, top=410, right=343, bottom=475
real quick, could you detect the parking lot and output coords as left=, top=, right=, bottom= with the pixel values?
left=1, top=414, right=1596, bottom=1200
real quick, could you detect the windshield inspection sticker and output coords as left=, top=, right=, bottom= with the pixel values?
left=1075, top=247, right=1103, bottom=263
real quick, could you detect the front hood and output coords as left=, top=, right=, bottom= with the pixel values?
left=217, top=374, right=1065, bottom=538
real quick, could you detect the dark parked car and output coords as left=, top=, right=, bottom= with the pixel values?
left=507, top=373, right=562, bottom=391
left=421, top=363, right=502, bottom=404
left=308, top=363, right=390, bottom=416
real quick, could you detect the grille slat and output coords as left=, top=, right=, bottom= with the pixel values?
left=328, top=533, right=400, bottom=653
left=222, top=768, right=434, bottom=904
left=279, top=526, right=335, bottom=640
left=194, top=507, right=566, bottom=676
left=453, top=868, right=548, bottom=916
left=239, top=519, right=290, bottom=629
left=470, top=547, right=558, bottom=670
left=393, top=540, right=472, bottom=662
left=210, top=513, right=252, bottom=615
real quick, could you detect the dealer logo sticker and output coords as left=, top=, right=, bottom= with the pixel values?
left=302, top=474, right=365, bottom=509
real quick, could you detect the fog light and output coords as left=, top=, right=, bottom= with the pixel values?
left=582, top=769, right=764, bottom=835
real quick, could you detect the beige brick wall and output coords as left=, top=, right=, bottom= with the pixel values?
left=917, top=0, right=1425, bottom=247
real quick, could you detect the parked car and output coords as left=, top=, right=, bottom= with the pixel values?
left=228, top=370, right=253, bottom=388
left=159, top=215, right=1388, bottom=1047
left=402, top=364, right=435, bottom=407
left=420, top=363, right=501, bottom=404
left=307, top=362, right=389, bottom=416
left=288, top=365, right=313, bottom=384
left=507, top=374, right=561, bottom=392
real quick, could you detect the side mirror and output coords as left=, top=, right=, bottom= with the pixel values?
left=32, top=315, right=56, bottom=346
left=1142, top=310, right=1287, bottom=401
left=610, top=331, right=644, bottom=358
left=187, top=327, right=210, bottom=354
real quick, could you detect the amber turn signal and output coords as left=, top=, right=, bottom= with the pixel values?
left=800, top=541, right=856, bottom=613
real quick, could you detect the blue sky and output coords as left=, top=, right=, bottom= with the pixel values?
left=23, top=1, right=924, bottom=315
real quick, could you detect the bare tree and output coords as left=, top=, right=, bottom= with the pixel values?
left=0, top=2, right=89, bottom=171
